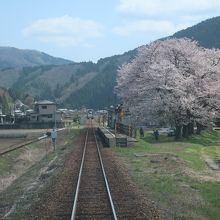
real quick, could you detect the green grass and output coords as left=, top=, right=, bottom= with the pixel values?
left=186, top=130, right=220, bottom=146
left=113, top=129, right=220, bottom=220
left=191, top=182, right=220, bottom=219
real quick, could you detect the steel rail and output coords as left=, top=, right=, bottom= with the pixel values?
left=70, top=129, right=89, bottom=220
left=93, top=127, right=118, bottom=220
left=71, top=120, right=117, bottom=220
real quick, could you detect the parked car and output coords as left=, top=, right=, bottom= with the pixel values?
left=166, top=128, right=175, bottom=136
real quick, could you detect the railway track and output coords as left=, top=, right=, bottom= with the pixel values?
left=16, top=121, right=160, bottom=219
left=71, top=122, right=117, bottom=219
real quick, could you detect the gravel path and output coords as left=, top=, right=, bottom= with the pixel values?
left=101, top=144, right=161, bottom=219
left=23, top=128, right=162, bottom=219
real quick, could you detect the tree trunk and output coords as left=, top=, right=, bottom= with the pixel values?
left=188, top=123, right=194, bottom=135
left=182, top=125, right=189, bottom=138
left=196, top=123, right=204, bottom=135
left=175, top=125, right=182, bottom=139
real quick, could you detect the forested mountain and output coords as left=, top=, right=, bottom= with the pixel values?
left=65, top=52, right=135, bottom=108
left=0, top=47, right=72, bottom=70
left=0, top=49, right=136, bottom=109
left=171, top=16, right=220, bottom=48
left=1, top=16, right=220, bottom=109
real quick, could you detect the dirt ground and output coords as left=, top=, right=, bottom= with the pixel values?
left=0, top=128, right=77, bottom=219
left=0, top=129, right=46, bottom=151
left=0, top=138, right=27, bottom=151
left=0, top=138, right=54, bottom=193
left=0, top=129, right=51, bottom=191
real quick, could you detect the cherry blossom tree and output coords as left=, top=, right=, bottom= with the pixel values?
left=116, top=38, right=220, bottom=138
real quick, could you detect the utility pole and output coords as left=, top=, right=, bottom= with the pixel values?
left=54, top=103, right=57, bottom=129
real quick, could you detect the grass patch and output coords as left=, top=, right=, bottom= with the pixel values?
left=191, top=182, right=220, bottom=219
left=113, top=129, right=220, bottom=219
left=186, top=130, right=220, bottom=146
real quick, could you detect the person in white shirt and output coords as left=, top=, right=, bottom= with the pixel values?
left=51, top=128, right=57, bottom=151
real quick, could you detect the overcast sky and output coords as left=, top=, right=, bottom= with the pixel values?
left=1, top=0, right=220, bottom=62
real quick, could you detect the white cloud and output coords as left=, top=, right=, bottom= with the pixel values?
left=116, top=0, right=220, bottom=16
left=22, top=15, right=103, bottom=47
left=116, top=0, right=161, bottom=16
left=113, top=20, right=192, bottom=36
left=114, top=0, right=219, bottom=38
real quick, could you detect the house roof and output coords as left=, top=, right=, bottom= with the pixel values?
left=35, top=100, right=56, bottom=105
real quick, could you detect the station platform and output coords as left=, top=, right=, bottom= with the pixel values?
left=97, top=127, right=137, bottom=147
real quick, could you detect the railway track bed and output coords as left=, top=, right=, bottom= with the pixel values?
left=71, top=128, right=114, bottom=219
left=4, top=126, right=161, bottom=219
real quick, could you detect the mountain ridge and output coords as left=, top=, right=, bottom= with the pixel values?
left=171, top=16, right=220, bottom=48
left=0, top=46, right=73, bottom=69
left=1, top=16, right=220, bottom=109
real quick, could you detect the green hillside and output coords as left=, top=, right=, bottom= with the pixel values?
left=172, top=16, right=220, bottom=48
left=0, top=49, right=136, bottom=109
left=65, top=50, right=136, bottom=108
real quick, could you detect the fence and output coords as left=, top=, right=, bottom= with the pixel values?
left=116, top=123, right=137, bottom=138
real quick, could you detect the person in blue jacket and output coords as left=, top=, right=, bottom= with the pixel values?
left=139, top=127, right=144, bottom=137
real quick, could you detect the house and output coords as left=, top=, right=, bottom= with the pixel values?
left=29, top=100, right=62, bottom=123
